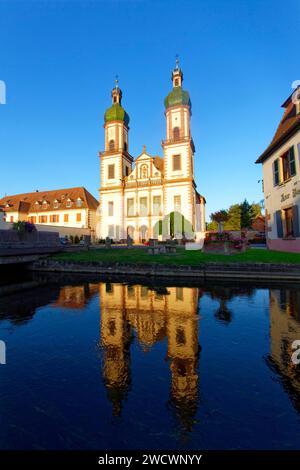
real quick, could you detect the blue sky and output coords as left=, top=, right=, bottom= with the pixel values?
left=1, top=0, right=299, bottom=219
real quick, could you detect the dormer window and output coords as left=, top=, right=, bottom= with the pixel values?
left=66, top=198, right=72, bottom=208
left=42, top=200, right=48, bottom=209
left=76, top=197, right=83, bottom=207
left=53, top=199, right=59, bottom=209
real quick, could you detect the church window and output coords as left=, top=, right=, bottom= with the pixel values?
left=173, top=127, right=180, bottom=141
left=141, top=286, right=148, bottom=298
left=108, top=225, right=114, bottom=237
left=153, top=195, right=161, bottom=216
left=140, top=165, right=148, bottom=179
left=109, top=139, right=115, bottom=151
left=176, top=327, right=186, bottom=345
left=176, top=287, right=183, bottom=301
left=140, top=197, right=148, bottom=216
left=174, top=195, right=181, bottom=212
left=106, top=283, right=113, bottom=293
left=173, top=154, right=181, bottom=171
left=108, top=164, right=115, bottom=179
left=108, top=320, right=116, bottom=336
left=108, top=201, right=114, bottom=216
left=127, top=198, right=134, bottom=216
left=127, top=285, right=135, bottom=298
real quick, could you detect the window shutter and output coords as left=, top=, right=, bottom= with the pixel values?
left=276, top=210, right=283, bottom=238
left=289, top=146, right=296, bottom=176
left=273, top=159, right=279, bottom=186
left=293, top=205, right=300, bottom=237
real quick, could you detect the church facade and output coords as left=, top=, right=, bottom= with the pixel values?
left=97, top=62, right=206, bottom=242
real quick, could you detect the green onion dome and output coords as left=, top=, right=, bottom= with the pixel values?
left=164, top=86, right=191, bottom=109
left=104, top=103, right=130, bottom=126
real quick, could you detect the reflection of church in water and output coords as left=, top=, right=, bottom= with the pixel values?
left=99, top=283, right=201, bottom=431
left=46, top=281, right=300, bottom=434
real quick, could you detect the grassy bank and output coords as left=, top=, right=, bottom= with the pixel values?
left=51, top=248, right=300, bottom=265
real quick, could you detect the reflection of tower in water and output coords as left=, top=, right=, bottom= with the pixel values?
left=99, top=282, right=201, bottom=426
left=99, top=283, right=132, bottom=417
left=166, top=287, right=200, bottom=436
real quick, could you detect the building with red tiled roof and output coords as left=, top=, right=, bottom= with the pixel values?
left=0, top=187, right=99, bottom=238
left=256, top=86, right=300, bottom=252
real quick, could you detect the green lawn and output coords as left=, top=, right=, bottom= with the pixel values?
left=51, top=247, right=300, bottom=265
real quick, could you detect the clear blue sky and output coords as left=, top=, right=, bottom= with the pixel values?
left=1, top=0, right=299, bottom=219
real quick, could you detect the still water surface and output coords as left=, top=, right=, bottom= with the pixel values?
left=0, top=274, right=300, bottom=449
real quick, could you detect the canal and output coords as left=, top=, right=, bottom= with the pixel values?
left=0, top=272, right=300, bottom=450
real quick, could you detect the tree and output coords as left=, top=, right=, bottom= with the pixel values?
left=210, top=210, right=230, bottom=232
left=251, top=202, right=262, bottom=218
left=240, top=199, right=255, bottom=229
left=207, top=220, right=217, bottom=231
left=224, top=204, right=241, bottom=230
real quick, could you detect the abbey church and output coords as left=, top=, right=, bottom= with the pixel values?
left=97, top=61, right=206, bottom=242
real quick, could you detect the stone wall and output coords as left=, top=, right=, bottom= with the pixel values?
left=30, top=258, right=300, bottom=282
left=0, top=229, right=60, bottom=247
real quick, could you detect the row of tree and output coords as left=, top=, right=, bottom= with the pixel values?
left=208, top=199, right=262, bottom=231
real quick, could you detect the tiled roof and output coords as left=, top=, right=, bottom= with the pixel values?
left=256, top=87, right=300, bottom=163
left=153, top=156, right=164, bottom=174
left=196, top=191, right=206, bottom=204
left=0, top=187, right=99, bottom=213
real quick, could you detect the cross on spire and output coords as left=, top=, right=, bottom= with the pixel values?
left=115, top=74, right=119, bottom=89
left=175, top=54, right=179, bottom=70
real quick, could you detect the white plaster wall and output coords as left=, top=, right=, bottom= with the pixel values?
left=99, top=189, right=124, bottom=239
left=164, top=143, right=190, bottom=180
left=164, top=183, right=192, bottom=222
left=101, top=155, right=122, bottom=188
left=262, top=131, right=300, bottom=239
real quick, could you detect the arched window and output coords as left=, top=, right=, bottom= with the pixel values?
left=173, top=127, right=180, bottom=141
left=109, top=139, right=115, bottom=151
left=140, top=165, right=148, bottom=179
left=174, top=78, right=179, bottom=87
